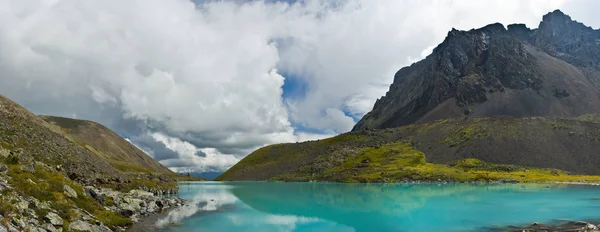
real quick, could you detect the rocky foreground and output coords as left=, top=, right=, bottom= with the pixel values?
left=0, top=170, right=185, bottom=232
left=488, top=220, right=600, bottom=232
left=0, top=93, right=201, bottom=232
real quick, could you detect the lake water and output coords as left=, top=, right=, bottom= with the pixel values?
left=151, top=181, right=600, bottom=232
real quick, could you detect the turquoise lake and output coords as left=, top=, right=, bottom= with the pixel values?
left=151, top=181, right=600, bottom=232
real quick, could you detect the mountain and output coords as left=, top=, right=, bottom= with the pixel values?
left=189, top=171, right=223, bottom=180
left=40, top=116, right=173, bottom=175
left=353, top=10, right=600, bottom=131
left=217, top=115, right=600, bottom=182
left=217, top=10, right=600, bottom=182
left=0, top=93, right=198, bottom=231
left=0, top=93, right=195, bottom=188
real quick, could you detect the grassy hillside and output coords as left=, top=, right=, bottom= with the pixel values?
left=41, top=116, right=173, bottom=175
left=0, top=94, right=122, bottom=185
left=0, top=93, right=201, bottom=230
left=217, top=116, right=600, bottom=183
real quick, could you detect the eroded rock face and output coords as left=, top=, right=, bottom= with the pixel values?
left=353, top=10, right=600, bottom=131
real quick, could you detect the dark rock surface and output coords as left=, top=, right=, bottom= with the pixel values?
left=354, top=10, right=600, bottom=131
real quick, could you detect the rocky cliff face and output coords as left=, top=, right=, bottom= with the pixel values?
left=353, top=10, right=600, bottom=131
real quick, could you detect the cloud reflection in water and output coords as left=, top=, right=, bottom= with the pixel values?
left=152, top=182, right=352, bottom=232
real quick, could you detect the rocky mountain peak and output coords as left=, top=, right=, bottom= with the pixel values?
left=534, top=10, right=600, bottom=70
left=353, top=10, right=600, bottom=131
left=541, top=9, right=572, bottom=24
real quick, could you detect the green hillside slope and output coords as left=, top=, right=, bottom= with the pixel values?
left=217, top=116, right=600, bottom=183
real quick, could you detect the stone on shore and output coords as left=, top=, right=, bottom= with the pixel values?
left=42, top=224, right=61, bottom=232
left=69, top=220, right=111, bottom=232
left=585, top=223, right=598, bottom=230
left=129, top=190, right=153, bottom=198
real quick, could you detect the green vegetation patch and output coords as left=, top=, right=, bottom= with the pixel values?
left=442, top=123, right=489, bottom=148
left=0, top=194, right=15, bottom=217
left=218, top=134, right=368, bottom=180
left=101, top=178, right=177, bottom=194
left=109, top=162, right=153, bottom=173
left=3, top=161, right=131, bottom=228
left=577, top=114, right=600, bottom=124
left=271, top=142, right=600, bottom=184
left=462, top=73, right=482, bottom=83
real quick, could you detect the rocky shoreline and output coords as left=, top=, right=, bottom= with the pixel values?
left=0, top=176, right=185, bottom=232
left=486, top=220, right=600, bottom=232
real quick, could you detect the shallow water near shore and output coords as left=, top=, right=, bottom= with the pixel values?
left=149, top=181, right=600, bottom=232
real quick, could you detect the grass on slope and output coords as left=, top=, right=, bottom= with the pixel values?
left=0, top=156, right=131, bottom=229
left=219, top=115, right=600, bottom=183
left=271, top=142, right=600, bottom=183
left=217, top=134, right=367, bottom=180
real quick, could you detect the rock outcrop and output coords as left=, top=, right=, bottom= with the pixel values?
left=0, top=171, right=184, bottom=232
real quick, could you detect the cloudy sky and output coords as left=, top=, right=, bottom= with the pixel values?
left=1, top=0, right=599, bottom=173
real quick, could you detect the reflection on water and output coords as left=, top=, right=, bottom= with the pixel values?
left=152, top=182, right=600, bottom=232
left=154, top=182, right=239, bottom=228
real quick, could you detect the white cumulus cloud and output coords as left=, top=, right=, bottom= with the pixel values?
left=0, top=0, right=597, bottom=172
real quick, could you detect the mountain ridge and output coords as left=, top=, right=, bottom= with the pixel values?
left=353, top=10, right=600, bottom=131
left=40, top=115, right=174, bottom=175
left=217, top=10, right=600, bottom=183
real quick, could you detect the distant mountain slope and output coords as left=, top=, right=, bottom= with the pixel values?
left=0, top=92, right=207, bottom=230
left=41, top=116, right=173, bottom=175
left=353, top=10, right=600, bottom=131
left=0, top=93, right=198, bottom=189
left=217, top=116, right=600, bottom=182
left=0, top=94, right=124, bottom=184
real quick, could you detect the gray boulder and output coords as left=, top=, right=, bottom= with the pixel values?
left=0, top=164, right=7, bottom=174
left=129, top=190, right=153, bottom=198
left=26, top=227, right=45, bottom=232
left=68, top=221, right=93, bottom=231
left=147, top=201, right=157, bottom=213
left=85, top=189, right=104, bottom=205
left=68, top=221, right=110, bottom=232
left=63, top=185, right=78, bottom=198
left=20, top=164, right=35, bottom=173
left=42, top=224, right=60, bottom=232
left=44, top=212, right=63, bottom=226
left=11, top=217, right=26, bottom=228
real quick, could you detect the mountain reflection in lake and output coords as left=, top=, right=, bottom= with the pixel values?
left=149, top=182, right=600, bottom=232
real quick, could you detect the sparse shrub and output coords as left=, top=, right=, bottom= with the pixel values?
left=5, top=154, right=18, bottom=164
left=0, top=197, right=14, bottom=217
left=96, top=211, right=132, bottom=227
